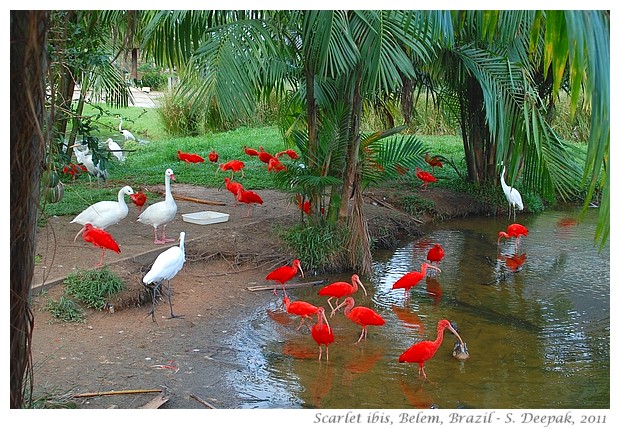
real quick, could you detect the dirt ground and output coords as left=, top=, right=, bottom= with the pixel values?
left=29, top=182, right=489, bottom=409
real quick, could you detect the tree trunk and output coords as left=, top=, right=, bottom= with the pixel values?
left=10, top=10, right=49, bottom=409
left=462, top=77, right=495, bottom=184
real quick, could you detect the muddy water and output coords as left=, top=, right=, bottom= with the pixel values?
left=228, top=207, right=609, bottom=409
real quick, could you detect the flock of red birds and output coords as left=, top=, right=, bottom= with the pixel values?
left=262, top=240, right=473, bottom=380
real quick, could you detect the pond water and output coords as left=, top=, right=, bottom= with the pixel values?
left=228, top=207, right=610, bottom=409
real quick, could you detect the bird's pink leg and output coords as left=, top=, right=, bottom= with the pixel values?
left=356, top=328, right=366, bottom=343
left=153, top=227, right=164, bottom=245
left=318, top=346, right=323, bottom=361
left=328, top=298, right=337, bottom=317
left=325, top=346, right=329, bottom=361
left=160, top=225, right=176, bottom=243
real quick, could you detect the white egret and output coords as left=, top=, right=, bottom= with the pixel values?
left=118, top=116, right=136, bottom=141
left=137, top=168, right=177, bottom=244
left=106, top=138, right=125, bottom=162
left=143, top=231, right=186, bottom=321
left=500, top=162, right=524, bottom=221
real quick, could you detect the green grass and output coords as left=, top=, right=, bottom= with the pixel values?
left=63, top=267, right=124, bottom=310
left=43, top=294, right=85, bottom=323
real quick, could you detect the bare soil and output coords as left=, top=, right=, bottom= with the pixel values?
left=30, top=183, right=489, bottom=409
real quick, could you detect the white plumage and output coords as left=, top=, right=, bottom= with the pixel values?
left=106, top=138, right=125, bottom=162
left=500, top=162, right=524, bottom=221
left=143, top=231, right=186, bottom=320
left=119, top=116, right=136, bottom=141
left=138, top=168, right=178, bottom=244
left=72, top=143, right=108, bottom=181
left=70, top=185, right=134, bottom=241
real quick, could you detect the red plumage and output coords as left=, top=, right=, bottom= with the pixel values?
left=399, top=319, right=464, bottom=380
left=334, top=297, right=385, bottom=343
left=266, top=259, right=303, bottom=294
left=392, top=263, right=441, bottom=300
left=236, top=188, right=263, bottom=216
left=276, top=149, right=299, bottom=160
left=81, top=223, right=120, bottom=266
left=311, top=307, right=334, bottom=361
left=224, top=177, right=244, bottom=205
left=130, top=191, right=147, bottom=213
left=258, top=146, right=275, bottom=164
left=426, top=243, right=445, bottom=266
left=497, top=223, right=529, bottom=245
left=243, top=145, right=260, bottom=157
left=318, top=274, right=367, bottom=315
left=268, top=157, right=287, bottom=172
left=178, top=150, right=204, bottom=163
left=283, top=294, right=317, bottom=330
left=208, top=150, right=219, bottom=163
left=424, top=152, right=443, bottom=171
left=415, top=167, right=437, bottom=191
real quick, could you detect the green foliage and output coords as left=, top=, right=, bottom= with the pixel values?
left=280, top=223, right=350, bottom=273
left=28, top=390, right=79, bottom=409
left=401, top=194, right=436, bottom=217
left=44, top=295, right=85, bottom=323
left=138, top=63, right=167, bottom=90
left=157, top=89, right=205, bottom=136
left=63, top=267, right=124, bottom=310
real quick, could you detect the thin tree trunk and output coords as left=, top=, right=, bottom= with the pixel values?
left=10, top=10, right=49, bottom=409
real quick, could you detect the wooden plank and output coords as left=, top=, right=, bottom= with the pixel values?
left=73, top=388, right=162, bottom=398
left=247, top=279, right=327, bottom=291
left=141, top=392, right=170, bottom=409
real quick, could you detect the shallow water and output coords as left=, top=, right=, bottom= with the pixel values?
left=228, top=207, right=610, bottom=409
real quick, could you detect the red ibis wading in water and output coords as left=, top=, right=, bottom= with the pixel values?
left=334, top=297, right=385, bottom=343
left=312, top=307, right=334, bottom=361
left=283, top=295, right=318, bottom=330
left=392, top=263, right=441, bottom=300
left=318, top=274, right=368, bottom=316
left=399, top=319, right=465, bottom=380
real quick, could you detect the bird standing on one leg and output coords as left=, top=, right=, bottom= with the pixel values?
left=81, top=223, right=121, bottom=267
left=142, top=231, right=186, bottom=321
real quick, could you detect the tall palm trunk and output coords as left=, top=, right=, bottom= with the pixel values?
left=10, top=10, right=49, bottom=408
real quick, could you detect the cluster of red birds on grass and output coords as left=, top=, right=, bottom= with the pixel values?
left=263, top=240, right=471, bottom=380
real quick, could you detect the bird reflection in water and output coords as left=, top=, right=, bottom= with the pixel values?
left=399, top=377, right=438, bottom=409
left=392, top=304, right=425, bottom=334
left=425, top=277, right=443, bottom=305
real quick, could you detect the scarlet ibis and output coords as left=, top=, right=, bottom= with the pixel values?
left=334, top=297, right=385, bottom=343
left=138, top=168, right=177, bottom=244
left=236, top=188, right=263, bottom=216
left=71, top=144, right=108, bottom=181
left=318, top=274, right=368, bottom=316
left=208, top=150, right=219, bottom=163
left=106, top=138, right=125, bottom=162
left=283, top=295, right=317, bottom=330
left=426, top=243, right=445, bottom=267
left=243, top=145, right=260, bottom=157
left=71, top=185, right=134, bottom=241
left=424, top=153, right=443, bottom=172
left=399, top=319, right=465, bottom=380
left=504, top=252, right=527, bottom=272
left=143, top=231, right=186, bottom=321
left=311, top=307, right=334, bottom=361
left=296, top=195, right=311, bottom=215
left=266, top=259, right=304, bottom=295
left=81, top=223, right=121, bottom=267
left=275, top=148, right=299, bottom=160
left=268, top=157, right=287, bottom=172
left=118, top=116, right=136, bottom=141
left=258, top=146, right=275, bottom=164
left=415, top=167, right=436, bottom=191
left=177, top=150, right=204, bottom=163
left=219, top=159, right=245, bottom=179
left=497, top=223, right=528, bottom=247
left=223, top=177, right=244, bottom=205
left=392, top=263, right=441, bottom=300
left=500, top=162, right=524, bottom=221
left=130, top=191, right=147, bottom=214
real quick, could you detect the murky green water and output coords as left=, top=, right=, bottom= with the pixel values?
left=229, top=207, right=609, bottom=409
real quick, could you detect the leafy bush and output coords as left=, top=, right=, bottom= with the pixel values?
left=64, top=267, right=124, bottom=310
left=138, top=63, right=167, bottom=90
left=280, top=223, right=349, bottom=273
left=157, top=90, right=204, bottom=136
left=44, top=295, right=85, bottom=323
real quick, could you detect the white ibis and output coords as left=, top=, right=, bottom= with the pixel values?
left=118, top=116, right=136, bottom=141
left=71, top=143, right=108, bottom=181
left=70, top=185, right=134, bottom=241
left=137, top=168, right=177, bottom=244
left=106, top=138, right=125, bottom=162
left=143, top=231, right=186, bottom=321
left=500, top=162, right=524, bottom=221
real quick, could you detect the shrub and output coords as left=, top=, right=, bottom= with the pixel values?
left=64, top=267, right=124, bottom=310
left=157, top=90, right=204, bottom=137
left=44, top=295, right=85, bottom=323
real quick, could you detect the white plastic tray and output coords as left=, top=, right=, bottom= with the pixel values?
left=182, top=211, right=230, bottom=225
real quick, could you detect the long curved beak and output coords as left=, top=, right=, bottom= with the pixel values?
left=428, top=265, right=442, bottom=273
left=298, top=265, right=305, bottom=278
left=357, top=278, right=368, bottom=296
left=448, top=322, right=465, bottom=346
